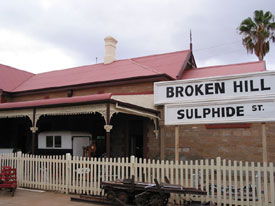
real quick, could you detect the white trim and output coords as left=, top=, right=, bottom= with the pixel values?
left=164, top=97, right=275, bottom=125
left=154, top=71, right=275, bottom=105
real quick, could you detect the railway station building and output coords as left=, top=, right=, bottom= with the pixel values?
left=0, top=36, right=274, bottom=163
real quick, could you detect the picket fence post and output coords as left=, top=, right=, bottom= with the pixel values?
left=216, top=157, right=221, bottom=206
left=16, top=151, right=22, bottom=187
left=65, top=153, right=71, bottom=194
left=130, top=155, right=136, bottom=179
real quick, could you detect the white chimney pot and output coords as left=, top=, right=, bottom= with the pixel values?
left=104, top=36, right=118, bottom=64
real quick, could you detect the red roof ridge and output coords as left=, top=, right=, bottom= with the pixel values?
left=128, top=59, right=163, bottom=75
left=0, top=63, right=34, bottom=75
left=11, top=73, right=37, bottom=91
left=195, top=60, right=266, bottom=70
left=131, top=49, right=190, bottom=61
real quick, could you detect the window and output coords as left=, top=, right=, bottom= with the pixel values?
left=46, top=136, right=53, bottom=148
left=55, top=136, right=61, bottom=148
left=46, top=136, right=62, bottom=148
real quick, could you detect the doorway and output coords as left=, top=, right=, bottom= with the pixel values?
left=129, top=120, right=143, bottom=158
left=72, top=136, right=91, bottom=157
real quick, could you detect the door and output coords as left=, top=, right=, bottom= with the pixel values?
left=129, top=120, right=143, bottom=158
left=72, top=136, right=90, bottom=156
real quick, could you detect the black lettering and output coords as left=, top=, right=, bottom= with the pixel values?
left=261, top=79, right=271, bottom=91
left=205, top=83, right=214, bottom=95
left=195, top=84, right=204, bottom=96
left=194, top=109, right=202, bottom=118
left=252, top=105, right=257, bottom=111
left=185, top=85, right=194, bottom=96
left=186, top=109, right=193, bottom=119
left=233, top=81, right=243, bottom=92
left=203, top=108, right=211, bottom=118
left=226, top=107, right=236, bottom=117
left=177, top=110, right=185, bottom=119
left=250, top=80, right=259, bottom=91
left=244, top=80, right=249, bottom=92
left=212, top=107, right=220, bottom=118
left=221, top=107, right=225, bottom=117
left=214, top=82, right=225, bottom=94
left=236, top=106, right=244, bottom=116
left=167, top=87, right=174, bottom=98
left=176, top=86, right=184, bottom=97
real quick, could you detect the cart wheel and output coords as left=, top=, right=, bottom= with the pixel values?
left=11, top=188, right=16, bottom=197
left=136, top=196, right=148, bottom=206
left=149, top=194, right=162, bottom=206
left=106, top=190, right=116, bottom=201
left=117, top=191, right=129, bottom=203
left=163, top=194, right=170, bottom=205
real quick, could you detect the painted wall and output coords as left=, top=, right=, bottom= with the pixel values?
left=38, top=131, right=92, bottom=149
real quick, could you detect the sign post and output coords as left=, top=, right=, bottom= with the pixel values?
left=262, top=123, right=267, bottom=162
left=175, top=126, right=179, bottom=162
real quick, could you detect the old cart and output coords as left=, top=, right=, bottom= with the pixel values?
left=71, top=176, right=207, bottom=205
left=0, top=166, right=17, bottom=196
left=102, top=176, right=207, bottom=205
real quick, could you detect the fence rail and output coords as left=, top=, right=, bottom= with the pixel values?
left=0, top=152, right=274, bottom=206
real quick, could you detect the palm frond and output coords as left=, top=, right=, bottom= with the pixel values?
left=238, top=10, right=275, bottom=60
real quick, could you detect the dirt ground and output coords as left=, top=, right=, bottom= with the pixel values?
left=0, top=188, right=101, bottom=206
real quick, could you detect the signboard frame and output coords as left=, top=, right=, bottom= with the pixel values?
left=154, top=71, right=275, bottom=105
left=164, top=98, right=275, bottom=125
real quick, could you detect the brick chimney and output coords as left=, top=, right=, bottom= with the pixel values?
left=104, top=36, right=118, bottom=64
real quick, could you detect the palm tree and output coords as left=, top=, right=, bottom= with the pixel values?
left=238, top=10, right=275, bottom=60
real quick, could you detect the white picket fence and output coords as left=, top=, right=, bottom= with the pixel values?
left=0, top=152, right=274, bottom=206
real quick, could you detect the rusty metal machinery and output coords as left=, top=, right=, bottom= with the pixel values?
left=71, top=175, right=207, bottom=205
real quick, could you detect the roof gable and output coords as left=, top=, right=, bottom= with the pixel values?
left=0, top=64, right=34, bottom=92
left=132, top=50, right=191, bottom=79
left=12, top=50, right=191, bottom=92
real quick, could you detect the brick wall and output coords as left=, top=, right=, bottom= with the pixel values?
left=8, top=82, right=154, bottom=103
left=144, top=119, right=160, bottom=159
left=160, top=122, right=275, bottom=163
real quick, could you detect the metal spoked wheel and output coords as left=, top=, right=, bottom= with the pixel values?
left=149, top=194, right=162, bottom=206
left=117, top=191, right=129, bottom=204
left=106, top=190, right=116, bottom=201
left=136, top=196, right=148, bottom=206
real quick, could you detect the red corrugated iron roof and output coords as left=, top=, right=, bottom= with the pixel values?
left=0, top=93, right=112, bottom=110
left=0, top=64, right=34, bottom=92
left=181, top=61, right=266, bottom=80
left=0, top=50, right=266, bottom=94
left=12, top=50, right=191, bottom=92
left=132, top=50, right=191, bottom=79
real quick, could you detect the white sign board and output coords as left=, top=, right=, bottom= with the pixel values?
left=155, top=71, right=275, bottom=105
left=165, top=99, right=275, bottom=125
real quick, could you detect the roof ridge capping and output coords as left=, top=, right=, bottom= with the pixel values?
left=0, top=63, right=34, bottom=75
left=129, top=59, right=163, bottom=75
left=131, top=49, right=191, bottom=60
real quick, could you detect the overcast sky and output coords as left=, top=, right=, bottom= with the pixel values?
left=0, top=0, right=274, bottom=74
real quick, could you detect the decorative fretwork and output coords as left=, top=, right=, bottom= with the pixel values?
left=35, top=104, right=108, bottom=126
